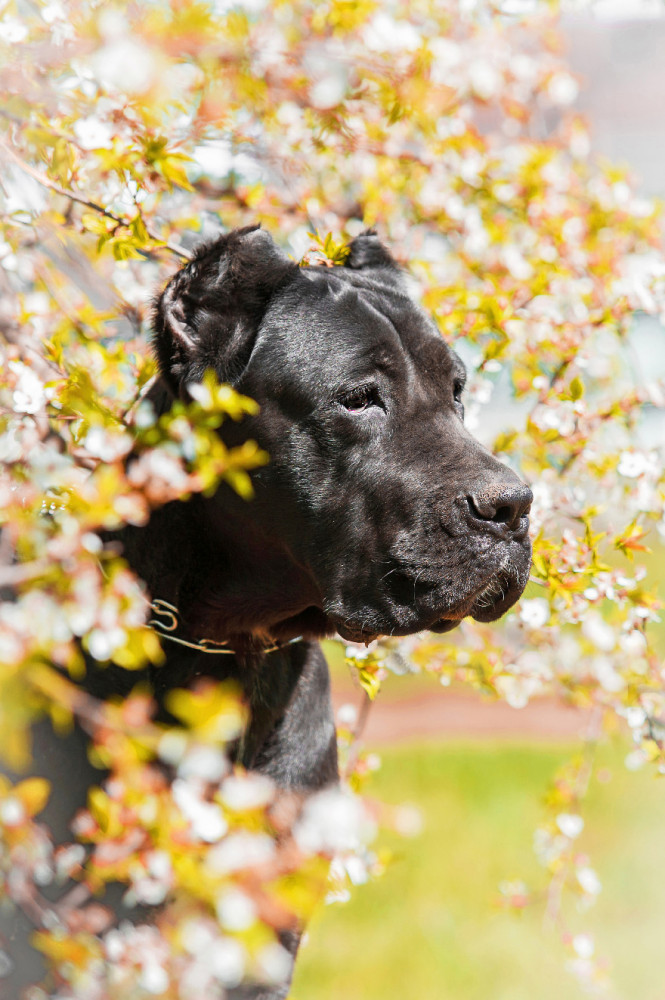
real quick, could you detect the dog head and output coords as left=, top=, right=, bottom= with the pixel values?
left=153, top=226, right=532, bottom=644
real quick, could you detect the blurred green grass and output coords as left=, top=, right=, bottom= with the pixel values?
left=292, top=740, right=665, bottom=1000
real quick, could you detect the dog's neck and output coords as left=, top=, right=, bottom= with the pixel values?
left=184, top=502, right=327, bottom=644
left=121, top=496, right=326, bottom=649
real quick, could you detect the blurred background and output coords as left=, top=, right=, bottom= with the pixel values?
left=293, top=10, right=665, bottom=998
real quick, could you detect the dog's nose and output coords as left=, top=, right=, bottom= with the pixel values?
left=466, top=482, right=533, bottom=531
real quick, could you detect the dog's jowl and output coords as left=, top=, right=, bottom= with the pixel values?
left=4, top=227, right=532, bottom=998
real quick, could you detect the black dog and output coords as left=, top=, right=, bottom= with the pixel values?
left=130, top=225, right=531, bottom=996
left=4, top=227, right=532, bottom=997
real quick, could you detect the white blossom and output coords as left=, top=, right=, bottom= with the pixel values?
left=294, top=788, right=374, bottom=854
left=73, top=117, right=113, bottom=150
left=0, top=427, right=22, bottom=463
left=221, top=773, right=274, bottom=812
left=193, top=141, right=234, bottom=179
left=210, top=938, right=246, bottom=985
left=172, top=779, right=228, bottom=842
left=363, top=13, right=421, bottom=52
left=216, top=889, right=257, bottom=931
left=495, top=673, right=542, bottom=708
left=577, top=866, right=602, bottom=896
left=139, top=961, right=169, bottom=994
left=625, top=749, right=648, bottom=771
left=582, top=612, right=615, bottom=652
left=592, top=655, right=625, bottom=693
left=469, top=60, right=501, bottom=100
left=206, top=832, right=275, bottom=874
left=256, top=942, right=292, bottom=985
left=519, top=598, right=549, bottom=629
left=42, top=1, right=66, bottom=24
left=572, top=933, right=594, bottom=959
left=92, top=39, right=157, bottom=93
left=547, top=71, right=579, bottom=106
left=9, top=361, right=46, bottom=414
left=429, top=38, right=461, bottom=83
left=337, top=703, right=358, bottom=727
left=556, top=813, right=584, bottom=839
left=0, top=17, right=28, bottom=43
left=157, top=729, right=188, bottom=766
left=84, top=426, right=133, bottom=462
left=619, top=630, right=647, bottom=655
left=87, top=627, right=127, bottom=661
left=178, top=744, right=228, bottom=783
left=0, top=798, right=26, bottom=827
left=624, top=706, right=646, bottom=730
left=309, top=72, right=346, bottom=109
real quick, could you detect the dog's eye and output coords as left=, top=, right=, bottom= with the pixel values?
left=339, top=385, right=380, bottom=413
left=453, top=380, right=465, bottom=418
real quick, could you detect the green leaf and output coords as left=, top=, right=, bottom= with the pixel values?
left=569, top=376, right=584, bottom=401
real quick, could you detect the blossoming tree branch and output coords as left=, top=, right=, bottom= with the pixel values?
left=1, top=0, right=665, bottom=995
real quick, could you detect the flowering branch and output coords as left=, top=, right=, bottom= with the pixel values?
left=0, top=139, right=191, bottom=261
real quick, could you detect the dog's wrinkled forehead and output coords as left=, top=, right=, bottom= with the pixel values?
left=253, top=268, right=463, bottom=398
left=153, top=225, right=462, bottom=400
left=154, top=227, right=462, bottom=394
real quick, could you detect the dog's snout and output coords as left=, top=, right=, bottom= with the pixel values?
left=466, top=482, right=533, bottom=531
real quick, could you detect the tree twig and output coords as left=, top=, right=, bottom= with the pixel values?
left=542, top=705, right=604, bottom=930
left=0, top=139, right=191, bottom=261
left=343, top=689, right=374, bottom=780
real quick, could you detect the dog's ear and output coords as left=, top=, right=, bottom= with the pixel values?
left=344, top=229, right=400, bottom=272
left=153, top=226, right=297, bottom=396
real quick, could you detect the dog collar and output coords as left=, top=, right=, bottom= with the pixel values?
left=148, top=599, right=304, bottom=655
